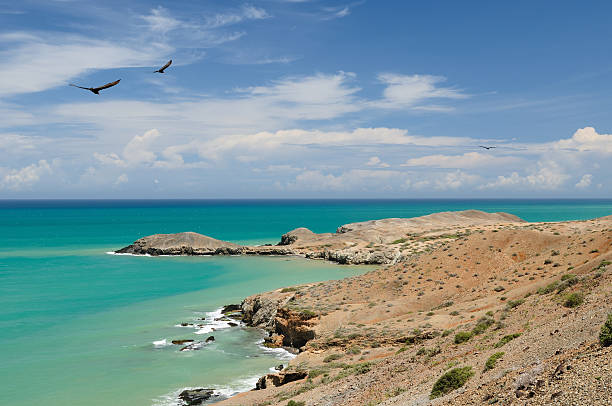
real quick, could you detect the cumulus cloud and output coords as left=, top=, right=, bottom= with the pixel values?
left=114, top=173, right=129, bottom=185
left=1, top=160, right=52, bottom=190
left=555, top=127, right=612, bottom=153
left=95, top=129, right=162, bottom=167
left=365, top=156, right=390, bottom=168
left=575, top=174, right=592, bottom=188
left=434, top=170, right=480, bottom=190
left=482, top=161, right=570, bottom=190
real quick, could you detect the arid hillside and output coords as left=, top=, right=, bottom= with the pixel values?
left=218, top=214, right=612, bottom=406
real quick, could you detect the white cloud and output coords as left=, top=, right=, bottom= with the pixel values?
left=402, top=151, right=518, bottom=169
left=482, top=161, right=569, bottom=190
left=365, top=156, right=390, bottom=167
left=374, top=74, right=468, bottom=110
left=95, top=129, right=162, bottom=167
left=555, top=127, right=612, bottom=153
left=141, top=6, right=181, bottom=34
left=1, top=160, right=52, bottom=190
left=434, top=170, right=480, bottom=190
left=285, top=169, right=403, bottom=191
left=205, top=5, right=270, bottom=28
left=0, top=32, right=167, bottom=97
left=575, top=174, right=592, bottom=188
left=114, top=173, right=129, bottom=185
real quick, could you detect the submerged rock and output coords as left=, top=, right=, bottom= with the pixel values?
left=205, top=336, right=215, bottom=342
left=178, top=388, right=214, bottom=405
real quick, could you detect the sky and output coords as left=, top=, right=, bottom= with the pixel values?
left=1, top=0, right=612, bottom=198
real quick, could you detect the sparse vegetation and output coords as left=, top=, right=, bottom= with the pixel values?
left=563, top=292, right=584, bottom=308
left=280, top=287, right=299, bottom=293
left=472, top=316, right=494, bottom=335
left=505, top=299, right=525, bottom=310
left=287, top=401, right=305, bottom=406
left=323, top=353, right=343, bottom=363
left=454, top=331, right=473, bottom=344
left=430, top=366, right=474, bottom=399
left=600, top=313, right=612, bottom=347
left=484, top=352, right=504, bottom=371
left=494, top=333, right=521, bottom=348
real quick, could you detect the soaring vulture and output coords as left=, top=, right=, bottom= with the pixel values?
left=154, top=59, right=172, bottom=73
left=479, top=145, right=496, bottom=150
left=69, top=79, right=121, bottom=95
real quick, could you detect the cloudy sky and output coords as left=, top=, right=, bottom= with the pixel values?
left=1, top=0, right=611, bottom=198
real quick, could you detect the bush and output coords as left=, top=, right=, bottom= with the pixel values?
left=323, top=353, right=343, bottom=363
left=287, top=401, right=305, bottom=406
left=538, top=281, right=559, bottom=295
left=472, top=317, right=495, bottom=335
left=454, top=331, right=473, bottom=344
left=484, top=352, right=504, bottom=371
left=563, top=292, right=584, bottom=308
left=280, top=287, right=298, bottom=293
left=430, top=366, right=474, bottom=399
left=600, top=314, right=612, bottom=347
left=494, top=333, right=521, bottom=348
left=505, top=299, right=525, bottom=310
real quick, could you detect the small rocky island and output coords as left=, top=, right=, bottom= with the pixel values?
left=115, top=210, right=524, bottom=264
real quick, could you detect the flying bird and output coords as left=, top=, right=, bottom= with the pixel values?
left=69, top=79, right=121, bottom=95
left=154, top=59, right=172, bottom=73
left=479, top=145, right=496, bottom=150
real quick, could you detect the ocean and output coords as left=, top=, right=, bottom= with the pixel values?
left=1, top=199, right=611, bottom=405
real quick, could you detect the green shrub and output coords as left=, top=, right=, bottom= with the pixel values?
left=538, top=281, right=559, bottom=295
left=472, top=317, right=495, bottom=335
left=392, top=238, right=408, bottom=244
left=484, top=352, right=504, bottom=371
left=563, top=292, right=584, bottom=308
left=505, top=299, right=525, bottom=310
left=442, top=329, right=453, bottom=337
left=430, top=366, right=474, bottom=399
left=454, top=331, right=473, bottom=344
left=287, top=401, right=305, bottom=406
left=494, top=333, right=521, bottom=348
left=323, top=353, right=343, bottom=363
left=280, top=287, right=298, bottom=293
left=599, top=313, right=612, bottom=347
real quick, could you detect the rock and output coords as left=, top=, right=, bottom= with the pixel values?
left=205, top=336, right=215, bottom=342
left=171, top=339, right=194, bottom=345
left=115, top=232, right=243, bottom=256
left=254, top=371, right=308, bottom=390
left=278, top=228, right=316, bottom=245
left=180, top=342, right=205, bottom=351
left=178, top=388, right=214, bottom=405
left=221, top=304, right=241, bottom=314
left=275, top=364, right=284, bottom=371
left=228, top=322, right=238, bottom=327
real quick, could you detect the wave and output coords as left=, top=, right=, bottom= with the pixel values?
left=152, top=339, right=170, bottom=348
left=106, top=251, right=152, bottom=257
left=175, top=307, right=240, bottom=335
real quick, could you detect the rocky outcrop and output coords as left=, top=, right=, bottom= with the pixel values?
left=116, top=232, right=243, bottom=256
left=240, top=295, right=317, bottom=350
left=115, top=210, right=526, bottom=264
left=178, top=388, right=215, bottom=405
left=255, top=371, right=308, bottom=390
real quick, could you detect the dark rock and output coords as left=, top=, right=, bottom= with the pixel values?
left=221, top=304, right=241, bottom=314
left=515, top=389, right=527, bottom=398
left=172, top=339, right=194, bottom=345
left=551, top=391, right=563, bottom=399
left=205, top=336, right=215, bottom=342
left=228, top=322, right=238, bottom=327
left=275, top=364, right=284, bottom=371
left=178, top=388, right=214, bottom=405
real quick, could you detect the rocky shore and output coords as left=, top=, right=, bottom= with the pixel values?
left=116, top=210, right=525, bottom=265
left=212, top=212, right=612, bottom=406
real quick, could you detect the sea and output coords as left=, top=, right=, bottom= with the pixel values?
left=1, top=199, right=611, bottom=405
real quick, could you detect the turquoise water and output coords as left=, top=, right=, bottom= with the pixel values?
left=1, top=199, right=611, bottom=405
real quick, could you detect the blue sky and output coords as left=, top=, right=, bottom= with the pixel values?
left=1, top=0, right=611, bottom=198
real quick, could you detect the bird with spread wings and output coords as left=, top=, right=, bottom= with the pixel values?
left=69, top=79, right=121, bottom=95
left=154, top=60, right=172, bottom=73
